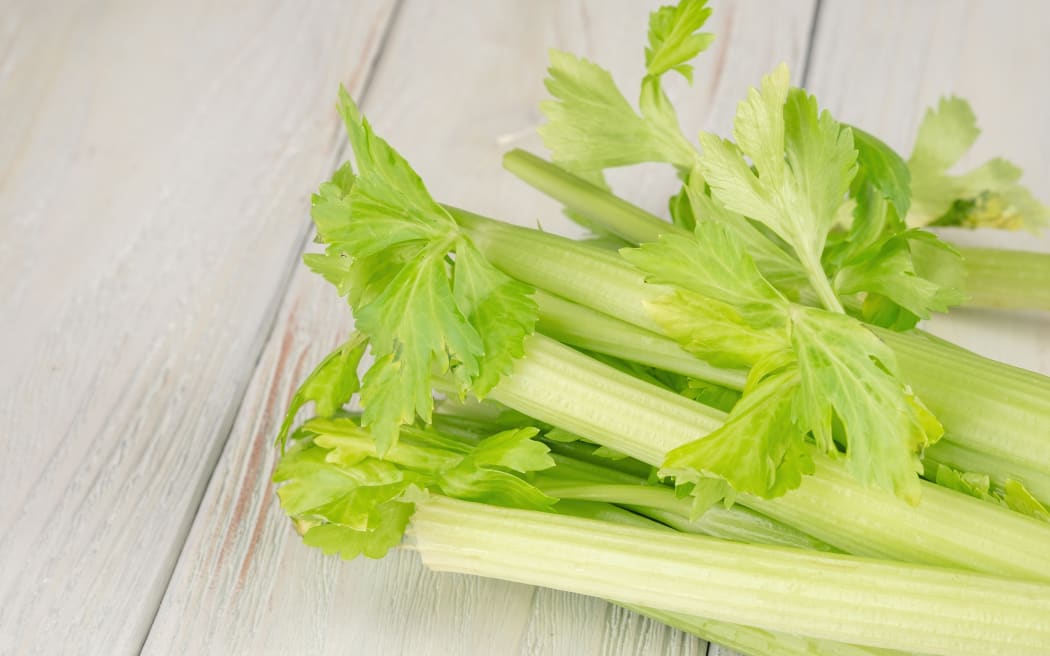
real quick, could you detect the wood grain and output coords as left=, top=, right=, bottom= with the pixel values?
left=804, top=0, right=1050, bottom=374
left=142, top=1, right=814, bottom=655
left=0, top=1, right=398, bottom=653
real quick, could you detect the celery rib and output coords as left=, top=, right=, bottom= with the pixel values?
left=489, top=334, right=1050, bottom=581
left=954, top=246, right=1050, bottom=310
left=410, top=496, right=1050, bottom=656
left=462, top=211, right=1050, bottom=503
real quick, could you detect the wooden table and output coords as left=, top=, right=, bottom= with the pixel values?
left=3, top=1, right=1048, bottom=654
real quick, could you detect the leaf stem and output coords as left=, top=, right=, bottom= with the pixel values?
left=804, top=259, right=846, bottom=313
left=502, top=149, right=687, bottom=243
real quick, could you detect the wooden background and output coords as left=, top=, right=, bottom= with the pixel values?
left=2, top=1, right=1048, bottom=654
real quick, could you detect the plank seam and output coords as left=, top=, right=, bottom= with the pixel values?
left=132, top=2, right=407, bottom=653
left=800, top=0, right=824, bottom=88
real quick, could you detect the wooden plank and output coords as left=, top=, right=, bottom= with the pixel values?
left=142, top=1, right=815, bottom=655
left=804, top=0, right=1050, bottom=374
left=0, top=1, right=398, bottom=653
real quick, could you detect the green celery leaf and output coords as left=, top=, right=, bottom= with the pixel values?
left=460, top=427, right=554, bottom=473
left=698, top=66, right=857, bottom=281
left=337, top=91, right=457, bottom=254
left=324, top=89, right=537, bottom=453
left=592, top=445, right=630, bottom=461
left=790, top=307, right=942, bottom=504
left=540, top=50, right=675, bottom=171
left=539, top=0, right=713, bottom=174
left=628, top=199, right=940, bottom=500
left=333, top=88, right=480, bottom=452
left=310, top=161, right=357, bottom=243
left=835, top=232, right=967, bottom=322
left=859, top=293, right=919, bottom=331
left=1002, top=480, right=1050, bottom=522
left=623, top=223, right=787, bottom=312
left=354, top=243, right=483, bottom=453
left=935, top=463, right=994, bottom=499
left=908, top=96, right=1049, bottom=230
left=452, top=239, right=538, bottom=396
left=644, top=290, right=789, bottom=370
left=669, top=183, right=696, bottom=231
left=664, top=368, right=813, bottom=498
left=438, top=427, right=558, bottom=510
left=273, top=445, right=405, bottom=517
left=660, top=470, right=735, bottom=519
left=849, top=127, right=911, bottom=216
left=935, top=464, right=1049, bottom=523
left=683, top=178, right=808, bottom=296
left=274, top=419, right=558, bottom=561
left=306, top=417, right=468, bottom=473
left=644, top=0, right=715, bottom=82
left=275, top=334, right=367, bottom=449
left=624, top=222, right=792, bottom=368
left=636, top=1, right=714, bottom=169
left=302, top=501, right=415, bottom=560
left=823, top=183, right=898, bottom=272
left=681, top=378, right=741, bottom=413
left=825, top=184, right=965, bottom=328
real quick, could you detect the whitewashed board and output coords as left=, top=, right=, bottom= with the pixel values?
left=0, top=1, right=398, bottom=653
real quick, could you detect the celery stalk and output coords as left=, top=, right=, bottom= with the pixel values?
left=535, top=289, right=748, bottom=390
left=878, top=328, right=1050, bottom=481
left=533, top=287, right=1050, bottom=504
left=489, top=334, right=1050, bottom=580
left=503, top=148, right=1050, bottom=312
left=551, top=502, right=904, bottom=656
left=956, top=246, right=1050, bottom=310
left=410, top=496, right=1050, bottom=656
left=623, top=606, right=912, bottom=656
left=538, top=479, right=837, bottom=552
left=459, top=209, right=1050, bottom=500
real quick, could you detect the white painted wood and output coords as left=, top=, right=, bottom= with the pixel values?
left=804, top=0, right=1050, bottom=375
left=0, top=1, right=398, bottom=653
left=142, top=2, right=814, bottom=655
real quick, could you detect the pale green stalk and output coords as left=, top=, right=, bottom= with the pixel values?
left=455, top=208, right=1050, bottom=502
left=488, top=333, right=1050, bottom=580
left=548, top=500, right=908, bottom=656
left=534, top=285, right=1050, bottom=504
left=502, top=148, right=1050, bottom=311
left=623, top=606, right=912, bottom=656
left=548, top=501, right=906, bottom=656
left=409, top=496, right=1050, bottom=656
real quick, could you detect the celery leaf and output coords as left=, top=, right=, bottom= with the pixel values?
left=540, top=0, right=713, bottom=173
left=850, top=127, right=911, bottom=216
left=908, top=96, right=1049, bottom=230
left=698, top=66, right=857, bottom=282
left=791, top=307, right=942, bottom=504
left=452, top=240, right=538, bottom=396
left=354, top=242, right=482, bottom=453
left=304, top=89, right=537, bottom=454
left=624, top=224, right=792, bottom=368
left=275, top=334, right=367, bottom=450
left=439, top=427, right=558, bottom=509
left=644, top=0, right=715, bottom=82
left=540, top=51, right=677, bottom=171
left=664, top=369, right=812, bottom=498
left=274, top=421, right=558, bottom=560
